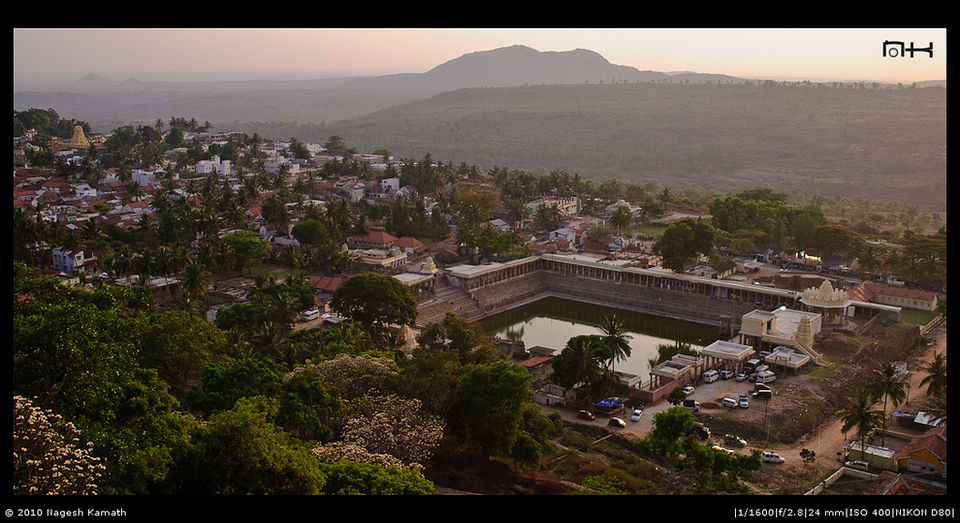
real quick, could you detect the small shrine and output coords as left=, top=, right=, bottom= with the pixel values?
left=799, top=279, right=851, bottom=325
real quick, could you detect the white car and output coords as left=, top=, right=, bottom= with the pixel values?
left=630, top=409, right=643, bottom=422
left=762, top=451, right=785, bottom=463
left=683, top=386, right=695, bottom=396
left=719, top=370, right=735, bottom=380
left=735, top=372, right=747, bottom=382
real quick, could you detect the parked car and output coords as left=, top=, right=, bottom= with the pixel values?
left=722, top=397, right=739, bottom=408
left=752, top=389, right=772, bottom=400
left=685, top=422, right=711, bottom=440
left=630, top=409, right=643, bottom=422
left=724, top=434, right=747, bottom=448
left=846, top=460, right=870, bottom=472
left=302, top=309, right=320, bottom=322
left=754, top=383, right=771, bottom=393
left=608, top=417, right=626, bottom=428
left=739, top=394, right=749, bottom=408
left=703, top=370, right=719, bottom=383
left=719, top=370, right=735, bottom=380
left=577, top=409, right=596, bottom=420
left=683, top=386, right=696, bottom=395
left=735, top=372, right=748, bottom=382
left=683, top=399, right=701, bottom=412
left=762, top=451, right=785, bottom=463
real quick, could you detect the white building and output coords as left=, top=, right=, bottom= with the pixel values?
left=264, top=157, right=301, bottom=175
left=196, top=155, right=232, bottom=177
left=131, top=168, right=165, bottom=187
left=380, top=177, right=400, bottom=192
left=52, top=248, right=96, bottom=275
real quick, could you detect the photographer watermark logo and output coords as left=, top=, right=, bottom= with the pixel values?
left=883, top=40, right=933, bottom=58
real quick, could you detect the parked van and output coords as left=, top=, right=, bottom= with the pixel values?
left=721, top=397, right=739, bottom=408
left=756, top=370, right=777, bottom=383
left=302, top=309, right=320, bottom=322
left=703, top=370, right=720, bottom=383
left=683, top=399, right=701, bottom=412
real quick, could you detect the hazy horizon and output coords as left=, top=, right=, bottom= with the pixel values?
left=13, top=28, right=947, bottom=87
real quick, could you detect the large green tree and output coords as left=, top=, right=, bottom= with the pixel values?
left=449, top=360, right=534, bottom=459
left=653, top=217, right=716, bottom=272
left=331, top=272, right=418, bottom=330
left=551, top=335, right=609, bottom=402
left=171, top=397, right=326, bottom=495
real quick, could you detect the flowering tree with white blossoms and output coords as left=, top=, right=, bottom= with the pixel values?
left=12, top=396, right=106, bottom=495
left=337, top=394, right=445, bottom=467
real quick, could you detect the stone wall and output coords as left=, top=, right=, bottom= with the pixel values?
left=466, top=270, right=761, bottom=327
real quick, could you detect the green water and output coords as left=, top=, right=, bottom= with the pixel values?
left=481, top=296, right=719, bottom=379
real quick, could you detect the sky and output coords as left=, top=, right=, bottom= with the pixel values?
left=13, top=28, right=947, bottom=85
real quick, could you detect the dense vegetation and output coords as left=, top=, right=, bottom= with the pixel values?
left=12, top=108, right=945, bottom=497
left=306, top=82, right=946, bottom=209
left=12, top=262, right=570, bottom=495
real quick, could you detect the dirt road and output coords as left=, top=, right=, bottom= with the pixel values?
left=543, top=320, right=946, bottom=492
left=766, top=320, right=946, bottom=483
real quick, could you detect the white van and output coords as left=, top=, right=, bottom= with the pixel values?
left=703, top=370, right=720, bottom=383
left=756, top=370, right=777, bottom=383
left=721, top=397, right=739, bottom=408
left=302, top=309, right=320, bottom=322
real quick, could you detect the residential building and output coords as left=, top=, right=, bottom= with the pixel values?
left=51, top=247, right=97, bottom=275
left=196, top=155, right=232, bottom=177
left=348, top=230, right=398, bottom=249
left=848, top=280, right=940, bottom=311
left=896, top=426, right=947, bottom=478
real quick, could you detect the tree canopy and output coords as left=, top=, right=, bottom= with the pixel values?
left=330, top=272, right=418, bottom=329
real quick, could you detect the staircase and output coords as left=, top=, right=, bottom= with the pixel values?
left=416, top=280, right=484, bottom=327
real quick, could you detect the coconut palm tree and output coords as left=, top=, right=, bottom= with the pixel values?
left=609, top=205, right=633, bottom=237
left=555, top=335, right=608, bottom=404
left=599, top=314, right=633, bottom=376
left=869, top=363, right=907, bottom=447
left=180, top=257, right=209, bottom=309
left=838, top=388, right=885, bottom=461
left=919, top=352, right=947, bottom=399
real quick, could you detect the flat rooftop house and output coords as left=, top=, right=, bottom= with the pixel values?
left=700, top=340, right=754, bottom=373
left=765, top=345, right=811, bottom=372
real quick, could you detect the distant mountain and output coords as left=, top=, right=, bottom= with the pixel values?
left=331, top=45, right=736, bottom=91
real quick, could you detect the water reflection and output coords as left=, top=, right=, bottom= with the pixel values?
left=481, top=296, right=718, bottom=378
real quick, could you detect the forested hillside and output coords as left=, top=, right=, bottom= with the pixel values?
left=311, top=82, right=945, bottom=209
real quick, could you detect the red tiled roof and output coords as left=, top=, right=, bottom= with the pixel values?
left=394, top=236, right=425, bottom=251
left=349, top=230, right=398, bottom=246
left=309, top=276, right=344, bottom=293
left=863, top=471, right=947, bottom=495
left=517, top=355, right=553, bottom=368
left=850, top=281, right=938, bottom=303
left=896, top=426, right=947, bottom=463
